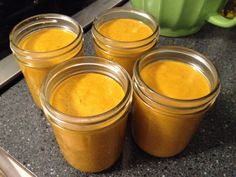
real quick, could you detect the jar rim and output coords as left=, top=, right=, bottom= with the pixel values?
left=92, top=7, right=159, bottom=46
left=40, top=56, right=133, bottom=126
left=10, top=13, right=83, bottom=56
left=133, top=46, right=221, bottom=108
left=93, top=36, right=158, bottom=57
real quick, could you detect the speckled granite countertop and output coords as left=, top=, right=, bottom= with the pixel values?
left=1, top=24, right=236, bottom=177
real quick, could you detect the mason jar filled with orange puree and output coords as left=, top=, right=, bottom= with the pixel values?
left=10, top=14, right=84, bottom=108
left=132, top=46, right=221, bottom=157
left=40, top=57, right=132, bottom=172
left=92, top=8, right=159, bottom=75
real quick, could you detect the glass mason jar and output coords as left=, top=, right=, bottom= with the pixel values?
left=132, top=46, right=221, bottom=157
left=40, top=56, right=133, bottom=172
left=91, top=8, right=159, bottom=75
left=10, top=14, right=84, bottom=108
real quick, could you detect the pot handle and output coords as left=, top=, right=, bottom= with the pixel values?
left=207, top=13, right=236, bottom=28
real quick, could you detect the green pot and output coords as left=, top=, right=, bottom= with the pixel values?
left=131, top=0, right=236, bottom=37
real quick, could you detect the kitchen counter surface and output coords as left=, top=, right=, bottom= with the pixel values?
left=1, top=24, right=236, bottom=177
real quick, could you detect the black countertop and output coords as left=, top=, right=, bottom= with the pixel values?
left=1, top=24, right=236, bottom=177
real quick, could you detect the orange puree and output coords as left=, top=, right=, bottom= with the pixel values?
left=99, top=19, right=153, bottom=41
left=19, top=28, right=76, bottom=52
left=17, top=28, right=82, bottom=108
left=141, top=61, right=210, bottom=99
left=132, top=60, right=211, bottom=157
left=51, top=73, right=124, bottom=116
left=94, top=18, right=156, bottom=75
left=49, top=73, right=127, bottom=172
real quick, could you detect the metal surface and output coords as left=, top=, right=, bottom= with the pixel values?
left=0, top=147, right=36, bottom=177
left=0, top=0, right=127, bottom=90
left=0, top=54, right=20, bottom=90
left=73, top=0, right=127, bottom=30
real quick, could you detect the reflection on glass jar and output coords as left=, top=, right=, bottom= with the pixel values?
left=40, top=56, right=133, bottom=172
left=92, top=8, right=159, bottom=75
left=10, top=14, right=84, bottom=108
left=132, top=46, right=221, bottom=157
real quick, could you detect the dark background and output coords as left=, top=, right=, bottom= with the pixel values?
left=0, top=0, right=96, bottom=58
